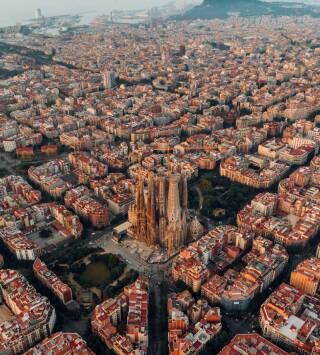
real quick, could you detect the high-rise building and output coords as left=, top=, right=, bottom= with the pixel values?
left=128, top=172, right=187, bottom=255
left=35, top=8, right=42, bottom=20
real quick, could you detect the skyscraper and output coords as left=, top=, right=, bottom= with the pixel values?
left=35, top=8, right=42, bottom=20
left=128, top=172, right=187, bottom=255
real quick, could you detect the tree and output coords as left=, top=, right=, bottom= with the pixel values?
left=188, top=189, right=199, bottom=209
left=201, top=196, right=214, bottom=217
left=70, top=261, right=86, bottom=273
left=39, top=229, right=52, bottom=239
left=198, top=178, right=213, bottom=194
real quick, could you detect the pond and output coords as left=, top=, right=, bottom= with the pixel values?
left=79, top=261, right=110, bottom=286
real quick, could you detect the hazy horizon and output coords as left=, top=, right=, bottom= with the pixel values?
left=1, top=0, right=319, bottom=27
left=0, top=0, right=175, bottom=27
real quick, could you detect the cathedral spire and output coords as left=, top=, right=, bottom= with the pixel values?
left=135, top=173, right=147, bottom=243
left=128, top=172, right=188, bottom=255
left=167, top=174, right=182, bottom=225
left=146, top=172, right=157, bottom=246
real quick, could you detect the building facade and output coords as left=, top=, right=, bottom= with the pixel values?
left=0, top=269, right=56, bottom=354
left=128, top=172, right=187, bottom=255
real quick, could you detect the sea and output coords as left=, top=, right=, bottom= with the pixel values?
left=0, top=0, right=170, bottom=28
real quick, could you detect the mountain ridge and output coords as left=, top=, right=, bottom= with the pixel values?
left=176, top=0, right=320, bottom=20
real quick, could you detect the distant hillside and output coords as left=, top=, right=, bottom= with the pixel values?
left=176, top=0, right=320, bottom=20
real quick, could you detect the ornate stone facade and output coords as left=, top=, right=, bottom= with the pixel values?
left=128, top=171, right=187, bottom=255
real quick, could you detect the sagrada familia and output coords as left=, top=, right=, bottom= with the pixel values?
left=128, top=172, right=188, bottom=255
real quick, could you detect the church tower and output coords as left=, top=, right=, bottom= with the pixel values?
left=146, top=172, right=157, bottom=246
left=157, top=175, right=167, bottom=248
left=135, top=174, right=147, bottom=243
left=165, top=174, right=184, bottom=255
left=129, top=172, right=187, bottom=255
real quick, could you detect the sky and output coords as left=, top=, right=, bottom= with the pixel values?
left=0, top=0, right=318, bottom=27
left=0, top=0, right=174, bottom=26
